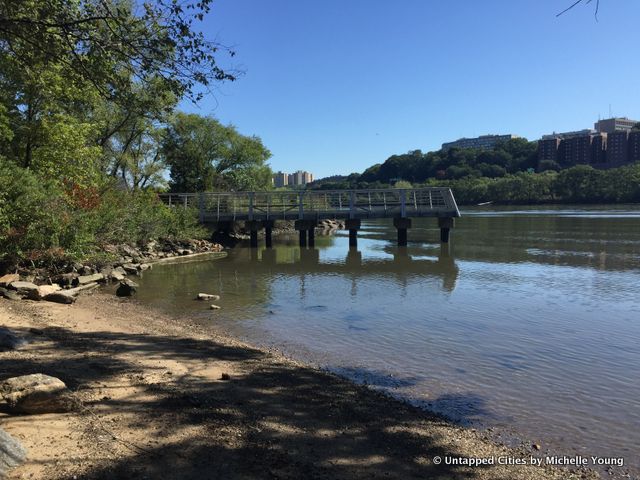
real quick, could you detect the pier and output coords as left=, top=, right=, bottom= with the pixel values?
left=159, top=188, right=460, bottom=247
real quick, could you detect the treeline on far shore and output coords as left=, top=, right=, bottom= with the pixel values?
left=310, top=163, right=640, bottom=205
left=308, top=137, right=640, bottom=205
left=423, top=163, right=640, bottom=205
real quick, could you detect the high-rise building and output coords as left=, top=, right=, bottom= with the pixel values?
left=441, top=134, right=519, bottom=151
left=629, top=131, right=640, bottom=163
left=594, top=117, right=640, bottom=134
left=538, top=137, right=561, bottom=163
left=606, top=131, right=629, bottom=165
left=275, top=170, right=314, bottom=187
left=538, top=117, right=640, bottom=168
left=272, top=171, right=288, bottom=188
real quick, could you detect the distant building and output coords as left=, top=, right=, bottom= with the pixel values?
left=630, top=131, right=640, bottom=163
left=272, top=171, right=288, bottom=188
left=538, top=117, right=640, bottom=169
left=606, top=131, right=629, bottom=165
left=273, top=170, right=314, bottom=187
left=594, top=117, right=640, bottom=134
left=538, top=137, right=561, bottom=163
left=441, top=134, right=519, bottom=151
left=541, top=129, right=595, bottom=140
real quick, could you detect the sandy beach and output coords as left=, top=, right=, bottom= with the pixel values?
left=0, top=292, right=598, bottom=480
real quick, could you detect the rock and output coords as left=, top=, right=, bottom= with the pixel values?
left=0, top=288, right=21, bottom=301
left=110, top=270, right=125, bottom=282
left=0, top=373, right=78, bottom=414
left=26, top=284, right=61, bottom=301
left=0, top=274, right=19, bottom=288
left=210, top=304, right=221, bottom=310
left=43, top=291, right=77, bottom=304
left=116, top=279, right=138, bottom=297
left=138, top=263, right=151, bottom=271
left=81, top=265, right=93, bottom=276
left=532, top=443, right=541, bottom=450
left=122, top=263, right=139, bottom=274
left=197, top=293, right=220, bottom=301
left=0, top=328, right=27, bottom=351
left=65, top=282, right=99, bottom=296
left=220, top=373, right=230, bottom=380
left=74, top=273, right=104, bottom=286
left=51, top=273, right=78, bottom=287
left=0, top=427, right=27, bottom=476
left=99, top=267, right=113, bottom=278
left=7, top=281, right=38, bottom=297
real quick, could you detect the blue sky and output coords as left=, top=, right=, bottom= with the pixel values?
left=182, top=0, right=640, bottom=178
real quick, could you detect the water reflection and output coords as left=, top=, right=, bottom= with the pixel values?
left=233, top=243, right=459, bottom=294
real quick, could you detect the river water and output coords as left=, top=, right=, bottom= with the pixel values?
left=135, top=206, right=640, bottom=476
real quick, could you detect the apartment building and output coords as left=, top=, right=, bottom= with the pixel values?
left=441, top=134, right=519, bottom=151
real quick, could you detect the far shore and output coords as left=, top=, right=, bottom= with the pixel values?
left=0, top=292, right=599, bottom=480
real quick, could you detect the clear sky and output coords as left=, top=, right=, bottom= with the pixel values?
left=181, top=0, right=640, bottom=178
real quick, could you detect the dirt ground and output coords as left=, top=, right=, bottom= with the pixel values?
left=0, top=292, right=598, bottom=480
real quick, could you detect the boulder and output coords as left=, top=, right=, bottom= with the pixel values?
left=122, top=263, right=139, bottom=274
left=43, top=291, right=76, bottom=304
left=210, top=304, right=221, bottom=310
left=0, top=274, right=19, bottom=288
left=0, top=373, right=78, bottom=414
left=197, top=293, right=220, bottom=301
left=116, top=278, right=138, bottom=297
left=51, top=273, right=78, bottom=288
left=0, top=328, right=27, bottom=351
left=7, top=281, right=38, bottom=297
left=99, top=267, right=113, bottom=278
left=74, top=273, right=104, bottom=286
left=26, top=284, right=61, bottom=301
left=110, top=270, right=125, bottom=282
left=0, top=427, right=27, bottom=476
left=138, top=263, right=151, bottom=271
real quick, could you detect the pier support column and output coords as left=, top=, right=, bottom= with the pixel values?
left=245, top=220, right=263, bottom=249
left=308, top=226, right=316, bottom=248
left=264, top=220, right=275, bottom=248
left=438, top=217, right=455, bottom=244
left=345, top=219, right=361, bottom=248
left=393, top=217, right=412, bottom=247
left=295, top=220, right=316, bottom=248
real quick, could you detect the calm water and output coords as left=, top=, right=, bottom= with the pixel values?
left=135, top=206, right=640, bottom=476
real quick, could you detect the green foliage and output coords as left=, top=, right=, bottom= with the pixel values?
left=164, top=113, right=272, bottom=192
left=393, top=180, right=413, bottom=189
left=0, top=157, right=206, bottom=267
left=419, top=164, right=640, bottom=205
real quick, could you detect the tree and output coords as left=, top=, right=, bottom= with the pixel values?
left=163, top=113, right=272, bottom=192
left=0, top=0, right=237, bottom=107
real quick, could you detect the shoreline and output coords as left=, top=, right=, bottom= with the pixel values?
left=0, top=292, right=601, bottom=480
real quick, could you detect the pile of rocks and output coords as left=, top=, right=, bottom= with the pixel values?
left=317, top=219, right=345, bottom=231
left=0, top=238, right=223, bottom=304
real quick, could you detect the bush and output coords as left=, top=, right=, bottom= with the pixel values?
left=0, top=157, right=208, bottom=268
